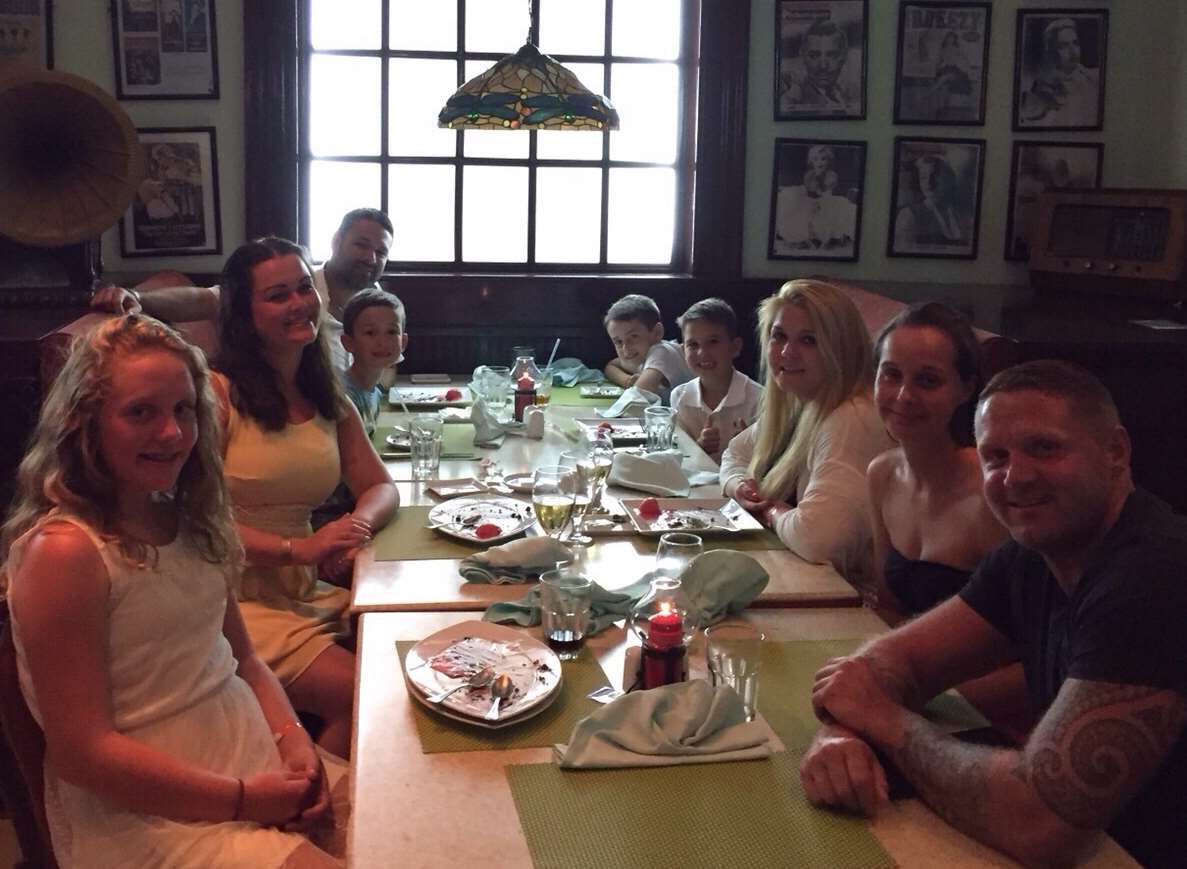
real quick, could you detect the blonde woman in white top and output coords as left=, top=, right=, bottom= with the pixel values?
left=721, top=279, right=892, bottom=584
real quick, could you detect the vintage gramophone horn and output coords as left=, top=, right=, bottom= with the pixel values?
left=0, top=68, right=143, bottom=247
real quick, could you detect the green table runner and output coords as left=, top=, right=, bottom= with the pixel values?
left=372, top=506, right=486, bottom=561
left=371, top=424, right=478, bottom=459
left=550, top=385, right=617, bottom=407
left=507, top=751, right=894, bottom=869
left=396, top=643, right=611, bottom=753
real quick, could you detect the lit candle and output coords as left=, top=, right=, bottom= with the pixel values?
left=640, top=602, right=686, bottom=689
left=648, top=603, right=683, bottom=650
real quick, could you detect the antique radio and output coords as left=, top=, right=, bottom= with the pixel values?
left=1028, top=189, right=1187, bottom=301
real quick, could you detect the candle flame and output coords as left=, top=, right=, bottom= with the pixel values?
left=659, top=602, right=672, bottom=616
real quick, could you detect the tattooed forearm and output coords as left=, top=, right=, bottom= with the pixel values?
left=891, top=715, right=998, bottom=836
left=1023, top=680, right=1187, bottom=830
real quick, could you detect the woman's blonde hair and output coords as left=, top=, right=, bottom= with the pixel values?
left=1, top=315, right=239, bottom=578
left=749, top=279, right=875, bottom=500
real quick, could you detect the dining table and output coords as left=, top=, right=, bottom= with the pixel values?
left=352, top=383, right=862, bottom=612
left=347, top=608, right=1139, bottom=869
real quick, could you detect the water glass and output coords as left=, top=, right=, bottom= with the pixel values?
left=558, top=449, right=594, bottom=545
left=534, top=367, right=553, bottom=407
left=705, top=623, right=764, bottom=722
left=409, top=413, right=444, bottom=480
left=655, top=531, right=702, bottom=578
left=644, top=406, right=676, bottom=452
left=481, top=365, right=511, bottom=418
left=539, top=570, right=592, bottom=660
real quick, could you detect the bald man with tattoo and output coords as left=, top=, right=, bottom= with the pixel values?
left=802, top=360, right=1187, bottom=869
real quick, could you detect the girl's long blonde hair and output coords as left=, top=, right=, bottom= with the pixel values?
left=1, top=315, right=239, bottom=581
left=750, top=279, right=875, bottom=500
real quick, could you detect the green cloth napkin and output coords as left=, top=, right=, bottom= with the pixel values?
left=680, top=550, right=769, bottom=625
left=548, top=357, right=604, bottom=386
left=483, top=577, right=653, bottom=634
left=371, top=424, right=477, bottom=459
left=555, top=680, right=772, bottom=768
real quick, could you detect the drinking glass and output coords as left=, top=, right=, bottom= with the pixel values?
left=584, top=429, right=615, bottom=512
left=409, top=413, right=444, bottom=480
left=539, top=569, right=592, bottom=660
left=481, top=365, right=511, bottom=419
left=705, top=623, right=764, bottom=722
left=655, top=531, right=702, bottom=578
left=644, top=406, right=676, bottom=452
left=558, top=450, right=594, bottom=545
left=531, top=465, right=576, bottom=539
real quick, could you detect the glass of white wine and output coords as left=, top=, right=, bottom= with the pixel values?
left=583, top=429, right=615, bottom=513
left=532, top=465, right=576, bottom=540
left=559, top=449, right=596, bottom=545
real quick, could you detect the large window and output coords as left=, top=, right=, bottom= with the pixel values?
left=299, top=0, right=698, bottom=270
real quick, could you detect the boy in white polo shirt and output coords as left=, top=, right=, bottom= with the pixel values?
left=670, top=298, right=762, bottom=462
left=602, top=294, right=693, bottom=404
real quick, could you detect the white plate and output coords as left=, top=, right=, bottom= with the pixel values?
left=403, top=620, right=563, bottom=729
left=620, top=497, right=765, bottom=535
left=575, top=417, right=647, bottom=444
left=427, top=496, right=534, bottom=544
left=389, top=385, right=473, bottom=408
left=502, top=472, right=534, bottom=494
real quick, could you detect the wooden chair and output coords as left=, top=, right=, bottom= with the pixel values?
left=0, top=599, right=59, bottom=869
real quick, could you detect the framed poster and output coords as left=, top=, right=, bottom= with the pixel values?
left=0, top=0, right=53, bottom=69
left=888, top=137, right=986, bottom=260
left=1013, top=9, right=1108, bottom=131
left=768, top=138, right=866, bottom=262
left=1004, top=142, right=1103, bottom=262
left=894, top=2, right=991, bottom=125
left=775, top=0, right=867, bottom=121
left=120, top=127, right=222, bottom=257
left=110, top=0, right=219, bottom=99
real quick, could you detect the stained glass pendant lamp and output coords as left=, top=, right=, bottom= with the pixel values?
left=437, top=12, right=619, bottom=131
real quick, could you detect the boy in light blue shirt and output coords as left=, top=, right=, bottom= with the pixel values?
left=339, top=287, right=407, bottom=437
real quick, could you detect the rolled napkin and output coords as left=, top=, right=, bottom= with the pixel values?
left=483, top=576, right=652, bottom=633
left=548, top=357, right=603, bottom=387
left=597, top=385, right=660, bottom=419
left=467, top=395, right=517, bottom=447
left=608, top=450, right=691, bottom=497
left=458, top=537, right=574, bottom=585
left=554, top=680, right=774, bottom=769
left=679, top=550, right=769, bottom=625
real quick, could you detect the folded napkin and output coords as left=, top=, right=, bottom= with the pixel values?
left=483, top=576, right=652, bottom=634
left=458, top=537, right=574, bottom=585
left=547, top=357, right=603, bottom=387
left=554, top=680, right=773, bottom=768
left=608, top=450, right=691, bottom=497
left=680, top=550, right=769, bottom=625
left=467, top=396, right=518, bottom=447
left=597, top=385, right=660, bottom=419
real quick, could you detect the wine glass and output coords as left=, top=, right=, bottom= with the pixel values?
left=655, top=532, right=703, bottom=578
left=583, top=429, right=615, bottom=513
left=531, top=465, right=576, bottom=540
left=559, top=450, right=594, bottom=545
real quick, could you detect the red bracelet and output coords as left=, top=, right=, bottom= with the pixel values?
left=272, top=720, right=305, bottom=745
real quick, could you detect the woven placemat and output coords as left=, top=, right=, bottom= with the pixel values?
left=372, top=506, right=484, bottom=561
left=371, top=424, right=478, bottom=459
left=396, top=642, right=611, bottom=753
left=507, top=750, right=894, bottom=869
left=550, top=385, right=617, bottom=407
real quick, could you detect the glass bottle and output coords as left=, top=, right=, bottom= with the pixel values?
left=511, top=354, right=542, bottom=421
left=629, top=577, right=699, bottom=690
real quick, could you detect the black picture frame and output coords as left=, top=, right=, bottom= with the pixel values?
left=887, top=136, right=986, bottom=260
left=110, top=0, right=219, bottom=100
left=1012, top=9, right=1108, bottom=132
left=1004, top=141, right=1104, bottom=262
left=893, top=2, right=991, bottom=126
left=774, top=0, right=868, bottom=121
left=119, top=126, right=222, bottom=257
left=0, top=0, right=54, bottom=69
left=768, top=138, right=867, bottom=262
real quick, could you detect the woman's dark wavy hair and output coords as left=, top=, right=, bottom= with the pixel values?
left=874, top=301, right=983, bottom=446
left=215, top=236, right=344, bottom=430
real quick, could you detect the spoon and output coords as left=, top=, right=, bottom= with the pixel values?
left=426, top=665, right=493, bottom=704
left=484, top=673, right=514, bottom=721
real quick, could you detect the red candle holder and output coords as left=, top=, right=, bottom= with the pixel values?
left=629, top=578, right=697, bottom=690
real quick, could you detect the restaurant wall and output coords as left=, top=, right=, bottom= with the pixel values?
left=52, top=0, right=244, bottom=276
left=742, top=0, right=1183, bottom=284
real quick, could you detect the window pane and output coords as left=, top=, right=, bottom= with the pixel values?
left=390, top=59, right=459, bottom=157
left=309, top=161, right=382, bottom=262
left=536, top=168, right=602, bottom=263
left=391, top=0, right=456, bottom=51
left=311, top=56, right=381, bottom=156
left=461, top=60, right=530, bottom=159
left=462, top=166, right=527, bottom=262
left=536, top=62, right=606, bottom=161
left=389, top=164, right=455, bottom=262
left=609, top=62, right=677, bottom=163
left=612, top=0, right=680, bottom=59
left=311, top=0, right=381, bottom=50
left=540, top=0, right=605, bottom=57
left=608, top=167, right=673, bottom=264
left=465, top=0, right=526, bottom=54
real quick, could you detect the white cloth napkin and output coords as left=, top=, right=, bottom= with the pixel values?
left=608, top=450, right=691, bottom=496
left=458, top=537, right=573, bottom=584
left=597, top=385, right=661, bottom=419
left=555, top=680, right=776, bottom=769
left=467, top=396, right=518, bottom=446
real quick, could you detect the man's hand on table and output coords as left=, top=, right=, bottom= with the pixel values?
left=800, top=723, right=889, bottom=817
left=812, top=654, right=905, bottom=746
left=91, top=284, right=142, bottom=314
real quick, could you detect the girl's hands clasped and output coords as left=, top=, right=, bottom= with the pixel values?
left=733, top=477, right=774, bottom=513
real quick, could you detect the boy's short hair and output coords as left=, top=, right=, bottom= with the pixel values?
left=342, top=287, right=406, bottom=336
left=603, top=294, right=661, bottom=329
left=677, top=297, right=739, bottom=339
